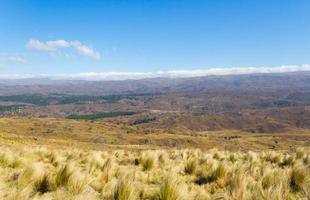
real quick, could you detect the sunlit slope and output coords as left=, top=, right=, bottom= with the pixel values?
left=0, top=117, right=310, bottom=151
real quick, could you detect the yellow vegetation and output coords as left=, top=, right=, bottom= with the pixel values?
left=0, top=147, right=309, bottom=199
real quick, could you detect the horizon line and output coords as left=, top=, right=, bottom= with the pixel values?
left=0, top=64, right=309, bottom=81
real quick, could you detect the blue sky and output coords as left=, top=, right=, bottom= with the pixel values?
left=0, top=0, right=309, bottom=78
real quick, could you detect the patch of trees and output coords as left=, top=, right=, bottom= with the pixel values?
left=66, top=111, right=137, bottom=120
left=0, top=93, right=158, bottom=106
left=223, top=135, right=241, bottom=140
left=0, top=105, right=24, bottom=111
left=130, top=117, right=156, bottom=125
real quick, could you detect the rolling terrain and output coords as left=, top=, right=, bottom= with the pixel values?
left=0, top=72, right=310, bottom=200
left=0, top=72, right=309, bottom=134
left=0, top=72, right=309, bottom=152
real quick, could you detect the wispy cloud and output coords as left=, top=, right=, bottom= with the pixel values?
left=26, top=39, right=70, bottom=51
left=0, top=64, right=309, bottom=80
left=71, top=41, right=100, bottom=59
left=26, top=39, right=101, bottom=59
left=0, top=64, right=6, bottom=69
left=0, top=54, right=27, bottom=64
left=6, top=56, right=27, bottom=64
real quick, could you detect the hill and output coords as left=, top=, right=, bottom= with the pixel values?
left=0, top=72, right=309, bottom=133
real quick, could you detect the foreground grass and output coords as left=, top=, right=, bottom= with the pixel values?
left=0, top=147, right=309, bottom=200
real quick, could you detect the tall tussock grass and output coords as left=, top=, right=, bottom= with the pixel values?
left=140, top=152, right=155, bottom=171
left=0, top=147, right=309, bottom=199
left=54, top=163, right=73, bottom=188
left=184, top=159, right=197, bottom=175
left=153, top=175, right=185, bottom=200
left=112, top=178, right=137, bottom=200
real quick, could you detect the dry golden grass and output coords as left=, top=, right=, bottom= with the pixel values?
left=1, top=117, right=310, bottom=152
left=1, top=117, right=310, bottom=199
left=0, top=147, right=310, bottom=200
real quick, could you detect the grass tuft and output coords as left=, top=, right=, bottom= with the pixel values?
left=290, top=164, right=309, bottom=193
left=140, top=154, right=155, bottom=171
left=33, top=174, right=50, bottom=194
left=67, top=172, right=89, bottom=195
left=154, top=176, right=184, bottom=200
left=55, top=163, right=73, bottom=187
left=113, top=179, right=137, bottom=200
left=184, top=159, right=197, bottom=175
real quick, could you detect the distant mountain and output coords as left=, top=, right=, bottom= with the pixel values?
left=0, top=71, right=309, bottom=96
left=0, top=72, right=309, bottom=133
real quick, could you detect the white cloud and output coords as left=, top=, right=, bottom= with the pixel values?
left=26, top=39, right=70, bottom=51
left=48, top=40, right=71, bottom=48
left=71, top=41, right=100, bottom=59
left=160, top=64, right=310, bottom=77
left=26, top=39, right=101, bottom=59
left=7, top=56, right=27, bottom=64
left=53, top=64, right=310, bottom=80
left=0, top=54, right=27, bottom=64
left=0, top=64, right=309, bottom=80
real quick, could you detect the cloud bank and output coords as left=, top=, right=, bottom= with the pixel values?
left=0, top=64, right=309, bottom=80
left=26, top=39, right=100, bottom=59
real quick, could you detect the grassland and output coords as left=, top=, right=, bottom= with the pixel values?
left=0, top=147, right=310, bottom=200
left=1, top=117, right=310, bottom=151
left=1, top=117, right=310, bottom=199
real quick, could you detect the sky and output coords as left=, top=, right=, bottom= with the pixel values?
left=0, top=0, right=309, bottom=79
